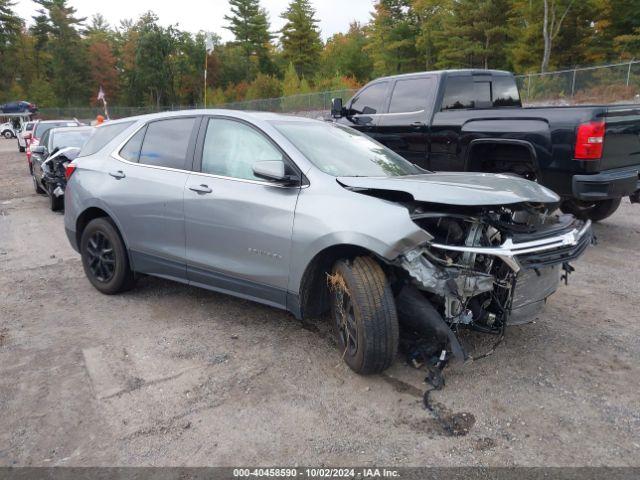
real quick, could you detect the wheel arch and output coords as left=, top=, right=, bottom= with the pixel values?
left=75, top=206, right=133, bottom=265
left=295, top=243, right=385, bottom=320
left=465, top=138, right=541, bottom=179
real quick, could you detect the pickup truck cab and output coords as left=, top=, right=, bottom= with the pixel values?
left=331, top=69, right=640, bottom=221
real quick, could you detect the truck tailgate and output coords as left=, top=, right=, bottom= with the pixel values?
left=602, top=106, right=640, bottom=170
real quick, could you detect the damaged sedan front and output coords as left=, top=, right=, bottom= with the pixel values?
left=276, top=121, right=593, bottom=374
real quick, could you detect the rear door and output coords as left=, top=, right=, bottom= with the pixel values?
left=105, top=116, right=200, bottom=280
left=184, top=116, right=301, bottom=308
left=375, top=76, right=437, bottom=169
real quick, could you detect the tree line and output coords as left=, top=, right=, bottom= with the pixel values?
left=0, top=0, right=639, bottom=108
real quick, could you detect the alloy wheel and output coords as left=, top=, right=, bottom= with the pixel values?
left=86, top=231, right=116, bottom=282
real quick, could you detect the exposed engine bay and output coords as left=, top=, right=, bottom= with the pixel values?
left=390, top=201, right=593, bottom=363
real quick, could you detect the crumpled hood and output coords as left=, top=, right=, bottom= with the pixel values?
left=337, top=172, right=560, bottom=206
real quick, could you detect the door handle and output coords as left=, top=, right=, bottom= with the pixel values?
left=189, top=184, right=213, bottom=194
left=109, top=170, right=126, bottom=179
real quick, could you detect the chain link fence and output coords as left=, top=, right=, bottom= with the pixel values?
left=36, top=62, right=640, bottom=120
left=516, top=60, right=640, bottom=105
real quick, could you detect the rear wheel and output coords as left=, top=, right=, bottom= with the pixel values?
left=19, top=146, right=25, bottom=152
left=80, top=217, right=135, bottom=294
left=3, top=131, right=12, bottom=139
left=561, top=198, right=622, bottom=222
left=330, top=256, right=398, bottom=375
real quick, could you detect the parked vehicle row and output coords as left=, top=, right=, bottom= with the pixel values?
left=61, top=110, right=592, bottom=375
left=331, top=69, right=640, bottom=222
left=31, top=126, right=93, bottom=211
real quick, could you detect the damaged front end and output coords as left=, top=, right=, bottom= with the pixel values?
left=393, top=202, right=593, bottom=363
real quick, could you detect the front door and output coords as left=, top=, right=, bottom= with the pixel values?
left=184, top=117, right=301, bottom=308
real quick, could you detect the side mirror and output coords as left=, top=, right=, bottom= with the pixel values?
left=31, top=145, right=46, bottom=155
left=253, top=160, right=298, bottom=185
left=22, top=132, right=32, bottom=140
left=331, top=98, right=344, bottom=118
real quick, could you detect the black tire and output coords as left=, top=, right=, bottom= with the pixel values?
left=19, top=145, right=25, bottom=152
left=32, top=175, right=45, bottom=194
left=330, top=256, right=399, bottom=375
left=561, top=198, right=622, bottom=222
left=80, top=217, right=136, bottom=295
left=3, top=131, right=13, bottom=139
left=49, top=191, right=63, bottom=211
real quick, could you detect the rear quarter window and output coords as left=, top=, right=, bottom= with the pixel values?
left=78, top=122, right=135, bottom=157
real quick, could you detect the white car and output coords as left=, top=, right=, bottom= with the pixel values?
left=1, top=122, right=15, bottom=139
left=17, top=121, right=35, bottom=152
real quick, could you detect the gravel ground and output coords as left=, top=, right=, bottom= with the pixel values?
left=0, top=138, right=638, bottom=467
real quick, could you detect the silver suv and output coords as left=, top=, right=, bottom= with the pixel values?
left=64, top=110, right=592, bottom=374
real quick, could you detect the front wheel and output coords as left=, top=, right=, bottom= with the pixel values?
left=3, top=131, right=13, bottom=139
left=80, top=217, right=136, bottom=294
left=330, top=256, right=399, bottom=375
left=561, top=198, right=622, bottom=222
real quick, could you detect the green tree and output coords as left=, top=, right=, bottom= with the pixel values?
left=33, top=0, right=90, bottom=105
left=366, top=0, right=421, bottom=76
left=246, top=73, right=282, bottom=99
left=280, top=0, right=322, bottom=78
left=321, top=22, right=373, bottom=82
left=129, top=12, right=177, bottom=107
left=434, top=0, right=512, bottom=70
left=224, top=0, right=275, bottom=75
left=0, top=0, right=23, bottom=97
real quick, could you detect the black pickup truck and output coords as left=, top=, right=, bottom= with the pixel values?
left=331, top=69, right=640, bottom=221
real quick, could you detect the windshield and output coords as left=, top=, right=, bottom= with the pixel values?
left=272, top=121, right=423, bottom=177
left=52, top=130, right=92, bottom=150
left=35, top=121, right=78, bottom=138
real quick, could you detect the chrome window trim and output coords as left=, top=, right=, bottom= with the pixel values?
left=111, top=119, right=304, bottom=188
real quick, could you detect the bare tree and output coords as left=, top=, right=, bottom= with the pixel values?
left=541, top=0, right=576, bottom=72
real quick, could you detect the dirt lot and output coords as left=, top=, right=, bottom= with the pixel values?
left=0, top=138, right=639, bottom=467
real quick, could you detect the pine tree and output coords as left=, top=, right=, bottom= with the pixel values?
left=0, top=0, right=23, bottom=98
left=33, top=0, right=90, bottom=105
left=224, top=0, right=274, bottom=75
left=434, top=0, right=512, bottom=70
left=366, top=0, right=421, bottom=76
left=280, top=0, right=322, bottom=78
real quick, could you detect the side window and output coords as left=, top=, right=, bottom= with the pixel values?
left=119, top=127, right=146, bottom=163
left=79, top=121, right=134, bottom=157
left=492, top=76, right=521, bottom=107
left=201, top=118, right=284, bottom=181
left=40, top=131, right=50, bottom=149
left=441, top=77, right=475, bottom=110
left=349, top=82, right=388, bottom=115
left=388, top=77, right=436, bottom=114
left=139, top=118, right=196, bottom=170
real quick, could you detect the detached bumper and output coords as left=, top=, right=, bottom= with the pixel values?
left=572, top=167, right=640, bottom=201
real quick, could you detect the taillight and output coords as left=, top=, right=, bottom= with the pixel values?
left=65, top=163, right=77, bottom=180
left=575, top=121, right=605, bottom=160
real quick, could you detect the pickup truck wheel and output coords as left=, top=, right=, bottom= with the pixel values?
left=561, top=198, right=622, bottom=222
left=80, top=218, right=135, bottom=294
left=19, top=145, right=25, bottom=152
left=330, top=256, right=399, bottom=375
left=3, top=131, right=12, bottom=139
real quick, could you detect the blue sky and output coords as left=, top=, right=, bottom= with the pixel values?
left=13, top=0, right=376, bottom=41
